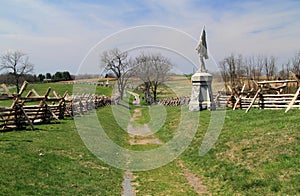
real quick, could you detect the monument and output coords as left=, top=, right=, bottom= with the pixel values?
left=189, top=26, right=216, bottom=111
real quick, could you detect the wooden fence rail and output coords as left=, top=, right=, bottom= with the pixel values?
left=0, top=81, right=111, bottom=131
left=214, top=87, right=300, bottom=113
left=158, top=96, right=190, bottom=106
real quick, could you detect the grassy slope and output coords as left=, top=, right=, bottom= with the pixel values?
left=0, top=119, right=123, bottom=195
left=180, top=109, right=300, bottom=195
left=132, top=109, right=299, bottom=195
left=0, top=83, right=118, bottom=195
left=0, top=107, right=299, bottom=195
left=25, top=82, right=113, bottom=97
left=0, top=82, right=299, bottom=195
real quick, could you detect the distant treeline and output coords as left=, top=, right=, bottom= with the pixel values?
left=37, top=71, right=73, bottom=82
left=0, top=71, right=119, bottom=85
left=0, top=71, right=74, bottom=85
left=218, top=51, right=300, bottom=87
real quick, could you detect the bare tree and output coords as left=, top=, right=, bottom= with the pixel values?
left=263, top=56, right=277, bottom=80
left=236, top=54, right=245, bottom=81
left=219, top=54, right=243, bottom=87
left=150, top=54, right=172, bottom=103
left=279, top=62, right=291, bottom=80
left=244, top=55, right=264, bottom=81
left=0, top=50, right=34, bottom=93
left=245, top=56, right=255, bottom=80
left=226, top=55, right=237, bottom=86
left=134, top=53, right=172, bottom=104
left=101, top=48, right=134, bottom=99
left=278, top=51, right=300, bottom=80
left=134, top=54, right=152, bottom=103
left=219, top=60, right=229, bottom=87
left=219, top=51, right=299, bottom=86
left=255, top=55, right=264, bottom=81
left=290, top=51, right=300, bottom=75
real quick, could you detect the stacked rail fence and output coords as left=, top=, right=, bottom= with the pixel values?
left=0, top=81, right=111, bottom=131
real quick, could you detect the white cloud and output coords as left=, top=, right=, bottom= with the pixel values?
left=0, top=0, right=299, bottom=74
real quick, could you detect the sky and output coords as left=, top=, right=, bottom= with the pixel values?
left=0, top=0, right=299, bottom=75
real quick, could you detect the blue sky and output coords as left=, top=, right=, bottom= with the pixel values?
left=0, top=0, right=299, bottom=74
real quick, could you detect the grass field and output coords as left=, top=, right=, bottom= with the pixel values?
left=25, top=82, right=113, bottom=97
left=0, top=82, right=113, bottom=106
left=0, top=82, right=299, bottom=195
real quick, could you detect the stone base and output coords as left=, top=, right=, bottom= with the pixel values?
left=189, top=72, right=216, bottom=111
left=189, top=100, right=216, bottom=111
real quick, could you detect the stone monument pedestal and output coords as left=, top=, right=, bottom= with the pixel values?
left=189, top=72, right=216, bottom=111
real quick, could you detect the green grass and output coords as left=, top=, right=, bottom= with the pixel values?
left=132, top=106, right=151, bottom=125
left=25, top=82, right=113, bottom=97
left=0, top=82, right=113, bottom=107
left=0, top=119, right=123, bottom=195
left=1, top=82, right=113, bottom=98
left=134, top=161, right=198, bottom=196
left=97, top=106, right=131, bottom=148
left=1, top=78, right=299, bottom=194
left=0, top=99, right=299, bottom=195
left=179, top=109, right=300, bottom=195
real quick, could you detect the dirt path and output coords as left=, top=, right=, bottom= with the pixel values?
left=178, top=160, right=209, bottom=195
left=122, top=104, right=208, bottom=195
left=122, top=170, right=136, bottom=196
left=127, top=91, right=140, bottom=106
left=120, top=93, right=208, bottom=195
left=127, top=108, right=163, bottom=145
left=122, top=105, right=163, bottom=195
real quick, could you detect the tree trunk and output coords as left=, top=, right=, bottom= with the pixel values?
left=144, top=82, right=152, bottom=104
left=15, top=74, right=20, bottom=94
left=153, top=83, right=157, bottom=103
left=117, top=79, right=123, bottom=100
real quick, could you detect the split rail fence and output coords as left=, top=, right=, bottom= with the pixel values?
left=156, top=80, right=300, bottom=113
left=158, top=96, right=190, bottom=106
left=0, top=81, right=111, bottom=131
left=214, top=80, right=300, bottom=113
